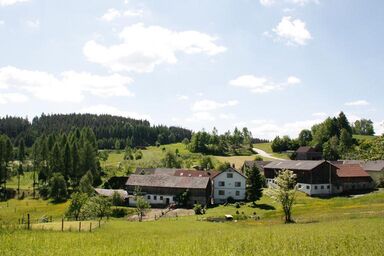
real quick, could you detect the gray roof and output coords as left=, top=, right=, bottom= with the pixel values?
left=362, top=160, right=384, bottom=171
left=264, top=160, right=325, bottom=171
left=126, top=174, right=210, bottom=189
left=135, top=168, right=177, bottom=176
left=243, top=161, right=271, bottom=170
left=94, top=188, right=128, bottom=199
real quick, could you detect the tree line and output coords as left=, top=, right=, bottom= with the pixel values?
left=0, top=113, right=192, bottom=149
left=188, top=127, right=254, bottom=156
left=271, top=112, right=380, bottom=160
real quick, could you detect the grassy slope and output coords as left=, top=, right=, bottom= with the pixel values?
left=253, top=143, right=290, bottom=160
left=1, top=190, right=384, bottom=255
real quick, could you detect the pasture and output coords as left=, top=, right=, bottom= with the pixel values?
left=1, top=190, right=384, bottom=255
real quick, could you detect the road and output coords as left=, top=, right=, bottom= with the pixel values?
left=252, top=148, right=286, bottom=160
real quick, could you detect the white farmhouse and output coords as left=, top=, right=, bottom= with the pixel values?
left=212, top=168, right=247, bottom=204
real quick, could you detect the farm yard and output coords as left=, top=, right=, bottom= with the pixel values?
left=1, top=189, right=384, bottom=255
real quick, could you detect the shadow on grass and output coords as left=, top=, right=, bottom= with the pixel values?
left=250, top=203, right=276, bottom=210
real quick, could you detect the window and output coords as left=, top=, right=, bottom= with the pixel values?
left=235, top=191, right=240, bottom=196
left=321, top=185, right=324, bottom=189
left=306, top=185, right=310, bottom=190
left=298, top=184, right=302, bottom=188
left=227, top=173, right=233, bottom=178
left=160, top=196, right=163, bottom=200
left=327, top=185, right=330, bottom=189
left=218, top=190, right=225, bottom=196
left=154, top=195, right=157, bottom=200
left=219, top=181, right=225, bottom=186
left=314, top=186, right=318, bottom=190
left=147, top=195, right=151, bottom=199
left=235, top=182, right=241, bottom=187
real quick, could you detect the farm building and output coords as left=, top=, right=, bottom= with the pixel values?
left=242, top=160, right=271, bottom=175
left=264, top=160, right=337, bottom=195
left=361, top=160, right=384, bottom=185
left=264, top=160, right=375, bottom=195
left=135, top=168, right=178, bottom=176
left=126, top=174, right=212, bottom=207
left=333, top=164, right=374, bottom=192
left=212, top=167, right=247, bottom=204
left=295, top=146, right=322, bottom=160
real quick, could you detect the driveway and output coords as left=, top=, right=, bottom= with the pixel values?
left=253, top=148, right=286, bottom=161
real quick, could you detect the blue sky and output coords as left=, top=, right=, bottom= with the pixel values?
left=0, top=0, right=383, bottom=139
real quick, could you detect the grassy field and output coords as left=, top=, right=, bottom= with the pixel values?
left=253, top=142, right=290, bottom=160
left=1, top=190, right=384, bottom=255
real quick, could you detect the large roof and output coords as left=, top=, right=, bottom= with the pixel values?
left=264, top=160, right=326, bottom=171
left=135, top=168, right=177, bottom=176
left=126, top=174, right=210, bottom=189
left=243, top=160, right=271, bottom=170
left=334, top=164, right=371, bottom=178
left=174, top=169, right=220, bottom=178
left=362, top=160, right=384, bottom=172
left=296, top=146, right=318, bottom=153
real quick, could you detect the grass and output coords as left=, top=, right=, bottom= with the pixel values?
left=353, top=134, right=377, bottom=143
left=1, top=190, right=384, bottom=255
left=253, top=143, right=290, bottom=160
left=0, top=217, right=383, bottom=255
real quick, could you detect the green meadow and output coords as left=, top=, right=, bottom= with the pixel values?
left=1, top=189, right=384, bottom=255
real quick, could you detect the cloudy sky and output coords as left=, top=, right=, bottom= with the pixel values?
left=0, top=0, right=383, bottom=139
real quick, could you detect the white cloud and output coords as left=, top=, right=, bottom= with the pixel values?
left=272, top=16, right=312, bottom=46
left=374, top=121, right=384, bottom=135
left=177, top=95, right=189, bottom=101
left=0, top=66, right=134, bottom=103
left=186, top=112, right=215, bottom=122
left=191, top=99, right=238, bottom=112
left=344, top=100, right=370, bottom=106
left=0, top=0, right=29, bottom=6
left=80, top=104, right=151, bottom=121
left=0, top=92, right=28, bottom=104
left=123, top=9, right=144, bottom=17
left=287, top=0, right=319, bottom=6
left=0, top=20, right=4, bottom=25
left=83, top=23, right=226, bottom=73
left=260, top=0, right=275, bottom=7
left=229, top=75, right=300, bottom=94
left=101, top=8, right=121, bottom=22
left=244, top=118, right=322, bottom=139
left=312, top=112, right=327, bottom=118
left=25, top=19, right=40, bottom=29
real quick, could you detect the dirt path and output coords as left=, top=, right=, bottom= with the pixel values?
left=252, top=148, right=286, bottom=160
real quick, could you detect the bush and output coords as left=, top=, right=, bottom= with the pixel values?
left=111, top=208, right=128, bottom=218
left=193, top=203, right=204, bottom=215
left=226, top=197, right=235, bottom=204
left=38, top=184, right=49, bottom=199
left=234, top=202, right=241, bottom=208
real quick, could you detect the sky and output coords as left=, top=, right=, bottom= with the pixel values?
left=0, top=0, right=383, bottom=139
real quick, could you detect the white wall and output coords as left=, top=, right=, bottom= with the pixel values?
left=267, top=179, right=332, bottom=195
left=129, top=194, right=175, bottom=207
left=213, top=169, right=246, bottom=203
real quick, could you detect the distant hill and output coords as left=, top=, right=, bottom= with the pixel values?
left=0, top=113, right=192, bottom=149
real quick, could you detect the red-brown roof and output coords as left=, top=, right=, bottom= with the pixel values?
left=335, top=164, right=370, bottom=178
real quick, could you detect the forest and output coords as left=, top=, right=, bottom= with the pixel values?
left=0, top=114, right=192, bottom=149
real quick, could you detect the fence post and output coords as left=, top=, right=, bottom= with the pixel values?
left=89, top=222, right=92, bottom=232
left=61, top=217, right=64, bottom=232
left=79, top=221, right=81, bottom=232
left=27, top=214, right=30, bottom=230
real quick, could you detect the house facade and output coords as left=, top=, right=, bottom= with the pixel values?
left=126, top=174, right=212, bottom=207
left=212, top=168, right=247, bottom=204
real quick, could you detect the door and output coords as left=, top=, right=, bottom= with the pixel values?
left=166, top=198, right=170, bottom=205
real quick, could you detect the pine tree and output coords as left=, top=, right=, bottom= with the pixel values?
left=71, top=142, right=80, bottom=186
left=18, top=139, right=26, bottom=162
left=246, top=165, right=264, bottom=205
left=63, top=142, right=72, bottom=182
left=50, top=143, right=63, bottom=174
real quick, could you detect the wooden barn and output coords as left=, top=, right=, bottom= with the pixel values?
left=126, top=174, right=212, bottom=207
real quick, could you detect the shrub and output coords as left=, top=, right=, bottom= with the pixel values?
left=226, top=197, right=235, bottom=204
left=111, top=208, right=128, bottom=218
left=235, top=202, right=241, bottom=208
left=193, top=203, right=204, bottom=215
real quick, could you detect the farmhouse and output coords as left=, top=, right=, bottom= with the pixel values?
left=264, top=160, right=337, bottom=195
left=361, top=160, right=384, bottom=184
left=295, top=146, right=322, bottom=160
left=333, top=164, right=374, bottom=192
left=212, top=167, right=247, bottom=204
left=126, top=174, right=212, bottom=207
left=264, top=160, right=375, bottom=195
